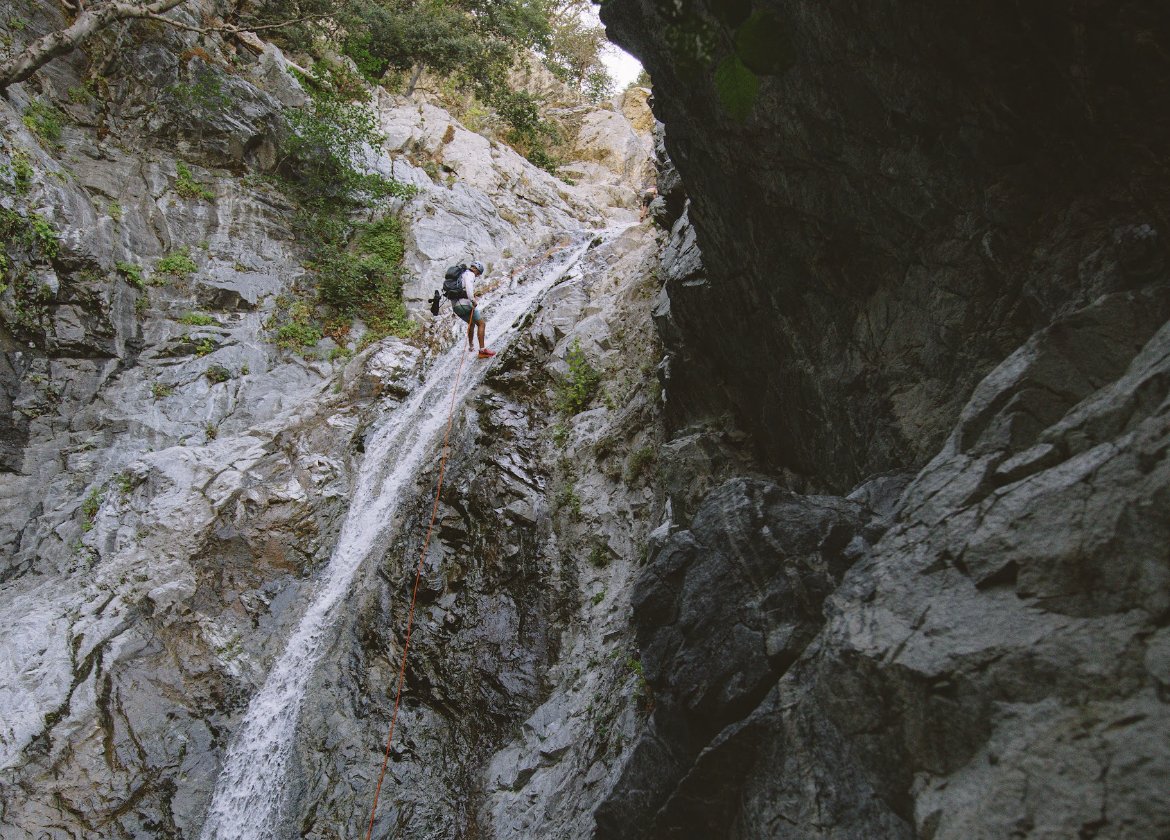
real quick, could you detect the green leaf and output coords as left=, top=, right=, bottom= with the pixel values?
left=735, top=10, right=795, bottom=76
left=715, top=54, right=759, bottom=122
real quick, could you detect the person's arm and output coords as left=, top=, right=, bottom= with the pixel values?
left=463, top=270, right=476, bottom=305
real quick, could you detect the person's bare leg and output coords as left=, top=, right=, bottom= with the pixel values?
left=477, top=321, right=486, bottom=349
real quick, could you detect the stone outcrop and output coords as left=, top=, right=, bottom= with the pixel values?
left=603, top=0, right=1170, bottom=492
left=0, top=5, right=657, bottom=835
left=590, top=1, right=1170, bottom=837
left=600, top=285, right=1170, bottom=838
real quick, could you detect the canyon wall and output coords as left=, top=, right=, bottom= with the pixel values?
left=593, top=1, right=1170, bottom=837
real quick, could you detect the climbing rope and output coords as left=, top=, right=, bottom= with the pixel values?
left=365, top=343, right=470, bottom=840
left=364, top=235, right=575, bottom=836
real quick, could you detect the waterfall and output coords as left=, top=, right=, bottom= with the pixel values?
left=199, top=232, right=604, bottom=840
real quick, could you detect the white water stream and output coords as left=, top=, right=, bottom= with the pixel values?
left=199, top=232, right=602, bottom=840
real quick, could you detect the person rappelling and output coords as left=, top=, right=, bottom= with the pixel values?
left=432, top=259, right=495, bottom=358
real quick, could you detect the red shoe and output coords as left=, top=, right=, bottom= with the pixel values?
left=478, top=348, right=496, bottom=358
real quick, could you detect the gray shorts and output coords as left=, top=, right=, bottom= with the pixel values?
left=453, top=301, right=484, bottom=324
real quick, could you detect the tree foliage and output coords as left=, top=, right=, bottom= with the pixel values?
left=541, top=0, right=613, bottom=102
left=244, top=0, right=613, bottom=128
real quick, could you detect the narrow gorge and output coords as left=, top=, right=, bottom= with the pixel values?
left=2, top=1, right=1168, bottom=839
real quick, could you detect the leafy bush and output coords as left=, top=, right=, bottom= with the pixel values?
left=175, top=162, right=215, bottom=201
left=179, top=311, right=216, bottom=326
left=22, top=101, right=64, bottom=143
left=555, top=484, right=582, bottom=518
left=1, top=150, right=34, bottom=195
left=166, top=66, right=231, bottom=118
left=80, top=487, right=103, bottom=531
left=626, top=655, right=653, bottom=711
left=495, top=89, right=562, bottom=173
left=116, top=261, right=146, bottom=289
left=205, top=364, right=232, bottom=383
left=276, top=320, right=323, bottom=350
left=279, top=67, right=415, bottom=211
left=624, top=446, right=656, bottom=484
left=556, top=339, right=600, bottom=415
left=156, top=248, right=196, bottom=278
left=314, top=216, right=413, bottom=338
left=28, top=214, right=58, bottom=257
left=0, top=208, right=58, bottom=260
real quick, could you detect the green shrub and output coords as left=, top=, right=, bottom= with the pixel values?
left=589, top=542, right=609, bottom=568
left=205, top=364, right=231, bottom=383
left=28, top=214, right=58, bottom=258
left=552, top=423, right=569, bottom=446
left=107, top=200, right=123, bottom=221
left=626, top=655, right=652, bottom=710
left=279, top=71, right=416, bottom=212
left=315, top=216, right=413, bottom=338
left=556, top=485, right=582, bottom=518
left=3, top=150, right=34, bottom=194
left=166, top=66, right=231, bottom=117
left=175, top=162, right=215, bottom=201
left=151, top=382, right=174, bottom=399
left=80, top=487, right=103, bottom=531
left=0, top=208, right=57, bottom=261
left=156, top=248, right=196, bottom=278
left=22, top=101, right=64, bottom=143
left=555, top=339, right=600, bottom=415
left=116, top=261, right=146, bottom=289
left=276, top=320, right=322, bottom=350
left=194, top=338, right=216, bottom=357
left=179, top=311, right=216, bottom=326
left=68, top=85, right=94, bottom=104
left=624, top=446, right=656, bottom=484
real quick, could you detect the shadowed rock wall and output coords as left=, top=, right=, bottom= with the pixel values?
left=594, top=2, right=1170, bottom=838
left=604, top=0, right=1170, bottom=491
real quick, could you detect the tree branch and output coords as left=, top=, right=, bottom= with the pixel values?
left=144, top=12, right=331, bottom=36
left=0, top=0, right=190, bottom=91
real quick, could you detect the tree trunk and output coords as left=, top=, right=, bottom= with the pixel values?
left=404, top=64, right=424, bottom=98
left=0, top=0, right=191, bottom=92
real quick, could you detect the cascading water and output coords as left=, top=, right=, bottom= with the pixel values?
left=199, top=231, right=608, bottom=840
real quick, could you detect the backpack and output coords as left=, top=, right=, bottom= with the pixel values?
left=442, top=263, right=467, bottom=300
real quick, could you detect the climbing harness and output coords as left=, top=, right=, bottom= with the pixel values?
left=365, top=343, right=470, bottom=840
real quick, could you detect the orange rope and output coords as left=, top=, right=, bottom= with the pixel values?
left=364, top=235, right=572, bottom=837
left=365, top=343, right=470, bottom=840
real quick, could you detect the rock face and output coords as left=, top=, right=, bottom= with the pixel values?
left=603, top=0, right=1170, bottom=492
left=5, top=0, right=1169, bottom=837
left=600, top=285, right=1170, bottom=839
left=594, top=477, right=874, bottom=837
left=588, top=1, right=1170, bottom=838
left=0, top=3, right=657, bottom=836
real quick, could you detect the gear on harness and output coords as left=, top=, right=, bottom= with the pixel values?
left=429, top=289, right=442, bottom=315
